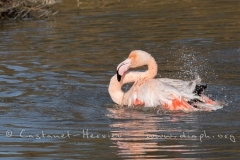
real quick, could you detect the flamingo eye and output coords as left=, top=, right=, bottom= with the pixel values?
left=129, top=53, right=136, bottom=60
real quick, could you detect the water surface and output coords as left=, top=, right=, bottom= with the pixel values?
left=0, top=0, right=240, bottom=159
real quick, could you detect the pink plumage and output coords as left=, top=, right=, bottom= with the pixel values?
left=109, top=50, right=222, bottom=111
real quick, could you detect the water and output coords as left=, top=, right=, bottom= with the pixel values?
left=0, top=0, right=240, bottom=159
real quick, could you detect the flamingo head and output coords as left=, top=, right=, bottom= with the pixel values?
left=116, top=50, right=151, bottom=82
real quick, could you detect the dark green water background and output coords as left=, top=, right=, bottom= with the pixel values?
left=0, top=0, right=240, bottom=159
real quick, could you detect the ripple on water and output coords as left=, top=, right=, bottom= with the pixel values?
left=5, top=65, right=29, bottom=72
left=0, top=77, right=22, bottom=83
left=0, top=90, right=24, bottom=97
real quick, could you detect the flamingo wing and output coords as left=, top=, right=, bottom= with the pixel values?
left=124, top=79, right=195, bottom=110
left=124, top=78, right=206, bottom=111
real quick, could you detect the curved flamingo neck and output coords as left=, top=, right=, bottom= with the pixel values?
left=109, top=71, right=142, bottom=105
left=109, top=75, right=124, bottom=105
left=145, top=56, right=158, bottom=79
left=108, top=72, right=135, bottom=105
left=108, top=55, right=158, bottom=105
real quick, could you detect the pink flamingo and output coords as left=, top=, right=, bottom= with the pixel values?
left=108, top=50, right=220, bottom=111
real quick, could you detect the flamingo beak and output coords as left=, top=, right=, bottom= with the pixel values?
left=116, top=58, right=131, bottom=82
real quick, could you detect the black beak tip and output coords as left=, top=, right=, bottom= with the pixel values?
left=117, top=71, right=122, bottom=82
